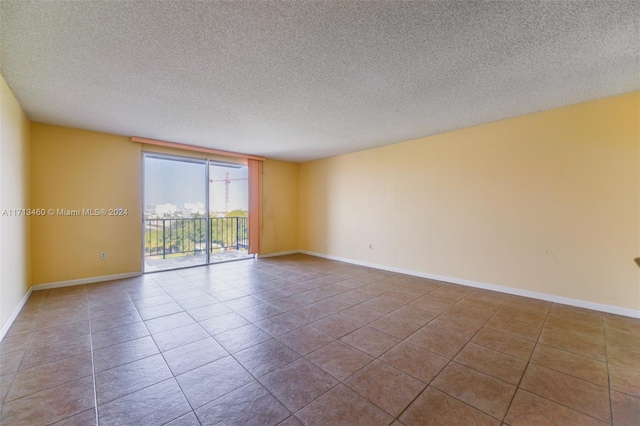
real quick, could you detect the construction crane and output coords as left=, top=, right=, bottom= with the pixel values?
left=209, top=172, right=247, bottom=213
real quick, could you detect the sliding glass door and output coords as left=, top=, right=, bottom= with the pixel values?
left=209, top=162, right=250, bottom=262
left=143, top=153, right=250, bottom=273
left=143, top=154, right=207, bottom=272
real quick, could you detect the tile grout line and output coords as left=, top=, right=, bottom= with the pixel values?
left=122, top=275, right=202, bottom=425
left=210, top=266, right=384, bottom=422
left=0, top=294, right=43, bottom=412
left=528, top=307, right=615, bottom=425
left=393, top=291, right=511, bottom=424
left=12, top=258, right=633, bottom=425
left=88, top=280, right=185, bottom=416
left=603, top=312, right=614, bottom=426
left=86, top=288, right=100, bottom=426
left=499, top=301, right=551, bottom=425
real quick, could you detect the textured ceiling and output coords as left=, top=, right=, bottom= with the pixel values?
left=1, top=1, right=638, bottom=162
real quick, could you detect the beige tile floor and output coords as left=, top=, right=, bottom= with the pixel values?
left=1, top=254, right=638, bottom=425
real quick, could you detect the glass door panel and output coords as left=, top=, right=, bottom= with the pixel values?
left=208, top=162, right=251, bottom=263
left=143, top=154, right=207, bottom=272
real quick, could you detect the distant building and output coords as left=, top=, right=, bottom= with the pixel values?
left=184, top=202, right=205, bottom=216
left=155, top=203, right=177, bottom=216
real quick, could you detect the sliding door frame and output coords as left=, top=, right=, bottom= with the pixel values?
left=142, top=151, right=251, bottom=273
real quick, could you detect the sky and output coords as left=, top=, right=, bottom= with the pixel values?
left=144, top=157, right=248, bottom=212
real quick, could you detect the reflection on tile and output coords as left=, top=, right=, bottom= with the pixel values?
left=0, top=333, right=30, bottom=356
left=530, top=343, right=608, bottom=386
left=426, top=316, right=482, bottom=340
left=28, top=320, right=90, bottom=349
left=494, top=305, right=547, bottom=326
left=278, top=325, right=334, bottom=356
left=145, top=312, right=195, bottom=334
left=255, top=313, right=304, bottom=337
left=611, top=390, right=640, bottom=426
left=503, top=297, right=551, bottom=316
left=186, top=302, right=233, bottom=322
left=278, top=415, right=304, bottom=426
left=312, top=315, right=362, bottom=338
left=235, top=339, right=300, bottom=377
left=607, top=345, right=640, bottom=371
left=545, top=316, right=605, bottom=342
left=90, top=310, right=142, bottom=333
left=98, top=378, right=191, bottom=425
left=362, top=296, right=405, bottom=314
left=176, top=356, right=253, bottom=408
left=0, top=373, right=15, bottom=403
left=400, top=386, right=500, bottom=426
left=295, top=384, right=393, bottom=426
left=7, top=352, right=93, bottom=401
left=484, top=315, right=541, bottom=341
left=163, top=337, right=229, bottom=375
left=151, top=322, right=210, bottom=352
left=199, top=312, right=250, bottom=336
left=0, top=376, right=95, bottom=426
left=406, top=327, right=466, bottom=359
left=388, top=305, right=438, bottom=325
left=431, top=362, right=516, bottom=419
left=609, top=364, right=640, bottom=398
left=259, top=358, right=338, bottom=412
left=0, top=349, right=24, bottom=376
left=1, top=255, right=639, bottom=425
left=92, top=336, right=159, bottom=372
left=339, top=305, right=385, bottom=326
left=345, top=360, right=425, bottom=416
left=164, top=411, right=202, bottom=426
left=369, top=315, right=421, bottom=340
left=519, top=364, right=610, bottom=422
left=341, top=327, right=399, bottom=358
left=505, top=389, right=607, bottom=426
left=471, top=328, right=534, bottom=360
left=235, top=303, right=283, bottom=322
left=538, top=328, right=607, bottom=361
left=5, top=318, right=39, bottom=338
left=137, top=302, right=184, bottom=321
left=454, top=342, right=527, bottom=385
left=91, top=321, right=150, bottom=350
left=52, top=408, right=98, bottom=426
left=380, top=341, right=448, bottom=383
left=306, top=341, right=373, bottom=381
left=215, top=323, right=273, bottom=353
left=20, top=334, right=91, bottom=370
left=95, top=354, right=172, bottom=405
left=195, top=380, right=290, bottom=426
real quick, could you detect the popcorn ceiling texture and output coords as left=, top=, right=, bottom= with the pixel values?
left=1, top=1, right=638, bottom=161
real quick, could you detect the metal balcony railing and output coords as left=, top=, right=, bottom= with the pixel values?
left=144, top=216, right=248, bottom=258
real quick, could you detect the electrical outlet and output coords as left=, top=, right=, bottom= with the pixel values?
left=100, top=252, right=107, bottom=260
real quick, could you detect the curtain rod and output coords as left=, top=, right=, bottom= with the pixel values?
left=131, top=136, right=265, bottom=161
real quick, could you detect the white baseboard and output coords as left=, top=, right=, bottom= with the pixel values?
left=0, top=287, right=32, bottom=342
left=302, top=250, right=640, bottom=319
left=32, top=271, right=142, bottom=291
left=257, top=250, right=302, bottom=259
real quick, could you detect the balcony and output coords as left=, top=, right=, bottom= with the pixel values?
left=144, top=216, right=252, bottom=272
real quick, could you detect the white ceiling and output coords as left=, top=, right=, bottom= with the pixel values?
left=1, top=1, right=638, bottom=162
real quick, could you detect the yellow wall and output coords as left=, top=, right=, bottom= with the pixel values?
left=30, top=124, right=142, bottom=284
left=6, top=89, right=638, bottom=320
left=28, top=126, right=299, bottom=284
left=300, top=92, right=640, bottom=311
left=261, top=159, right=299, bottom=254
left=0, top=75, right=31, bottom=329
